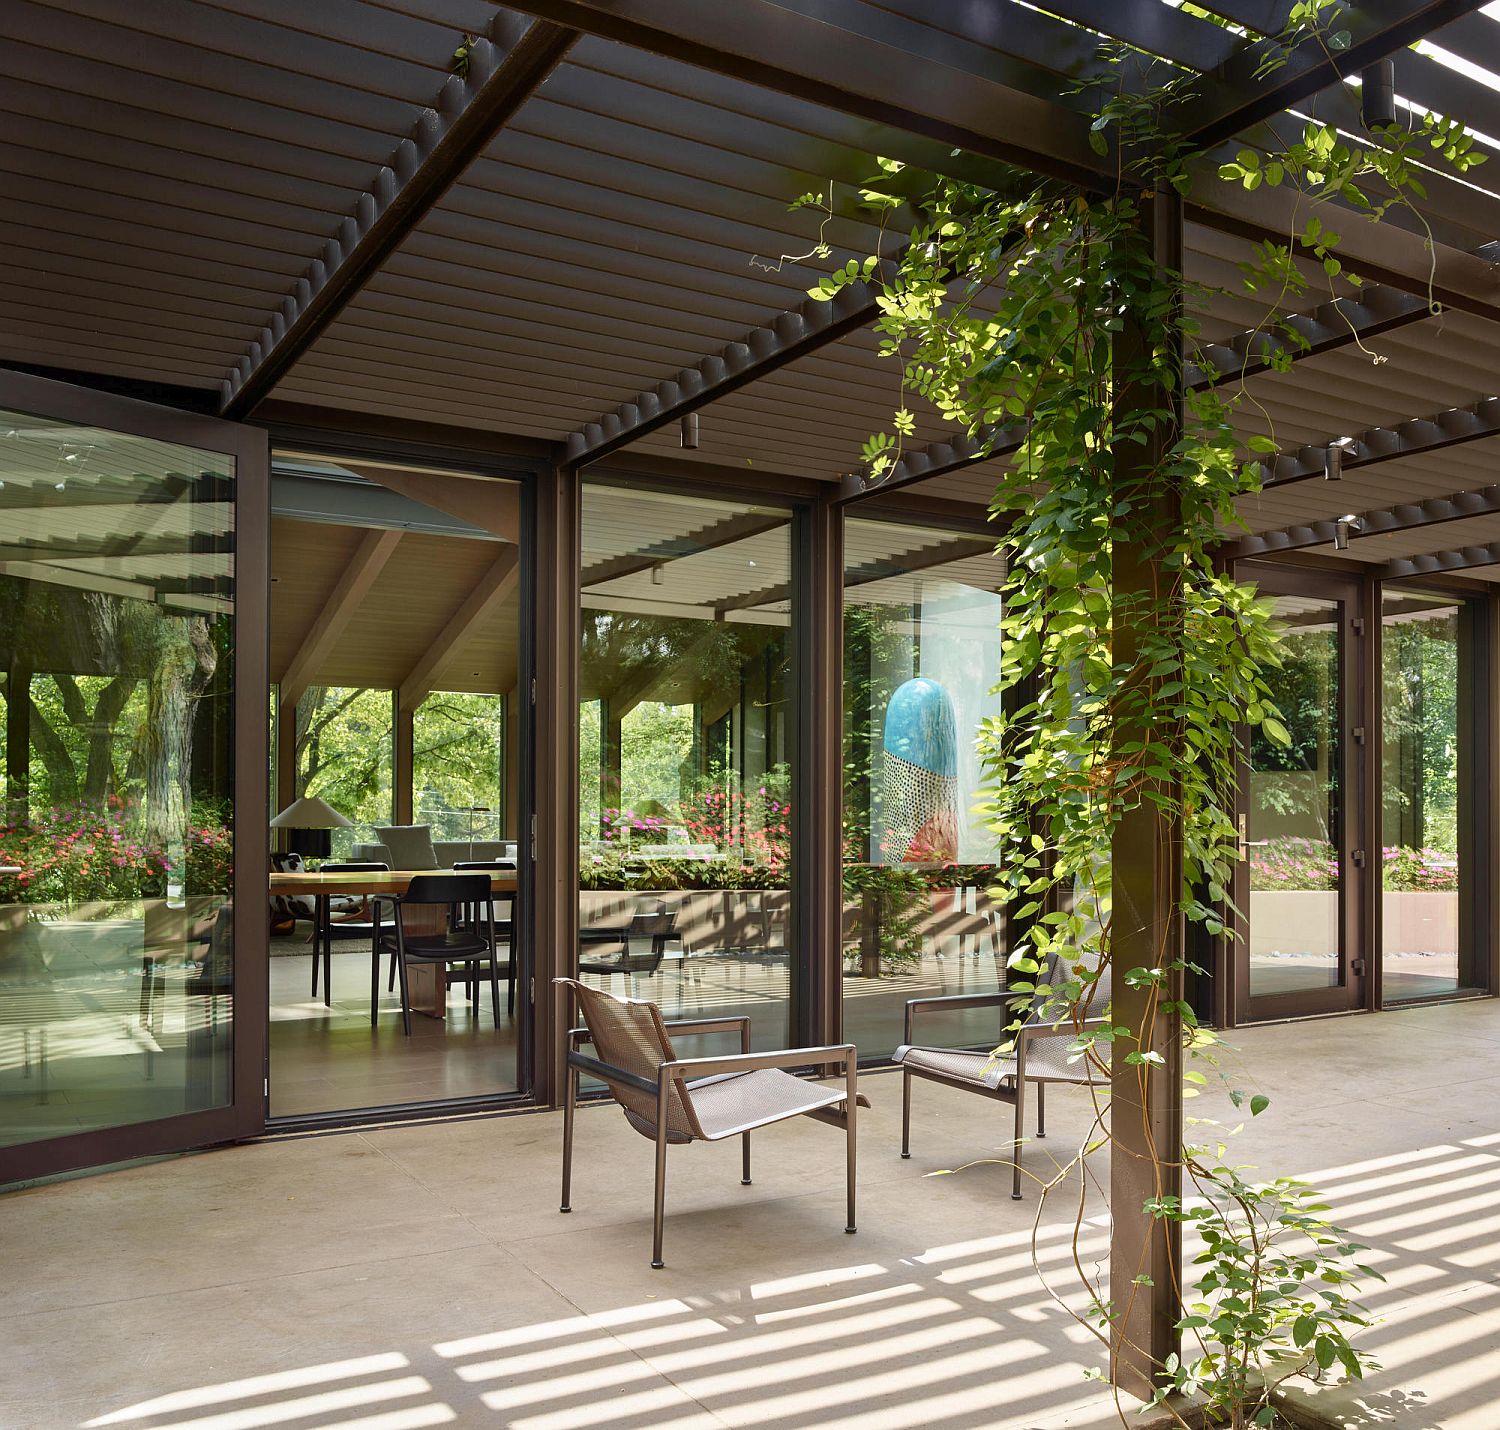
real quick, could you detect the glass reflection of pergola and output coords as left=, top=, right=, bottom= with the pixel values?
left=9, top=0, right=1500, bottom=1391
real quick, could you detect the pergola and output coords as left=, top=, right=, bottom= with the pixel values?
left=6, top=0, right=1500, bottom=1395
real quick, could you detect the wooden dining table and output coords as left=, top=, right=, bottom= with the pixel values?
left=269, top=868, right=518, bottom=1020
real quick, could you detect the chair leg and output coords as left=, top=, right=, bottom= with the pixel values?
left=845, top=1056, right=858, bottom=1234
left=1037, top=1081, right=1047, bottom=1138
left=1012, top=1086, right=1025, bottom=1200
left=369, top=941, right=379, bottom=1027
left=652, top=1081, right=670, bottom=1269
left=489, top=957, right=500, bottom=1027
left=741, top=1132, right=751, bottom=1186
left=397, top=954, right=413, bottom=1037
left=560, top=1064, right=576, bottom=1213
left=901, top=1070, right=912, bottom=1159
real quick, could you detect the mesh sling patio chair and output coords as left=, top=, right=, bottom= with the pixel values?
left=894, top=954, right=1112, bottom=1199
left=556, top=977, right=867, bottom=1268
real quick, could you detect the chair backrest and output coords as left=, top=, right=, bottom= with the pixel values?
left=452, top=859, right=516, bottom=871
left=1016, top=952, right=1112, bottom=1027
left=320, top=861, right=390, bottom=873
left=557, top=977, right=703, bottom=1142
left=627, top=904, right=676, bottom=938
left=403, top=872, right=492, bottom=906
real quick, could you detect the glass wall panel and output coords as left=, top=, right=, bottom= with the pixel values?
left=294, top=685, right=394, bottom=857
left=267, top=463, right=522, bottom=1117
left=1247, top=595, right=1342, bottom=998
left=842, top=518, right=1006, bottom=1060
left=578, top=485, right=793, bottom=1051
left=413, top=690, right=507, bottom=844
left=1381, top=590, right=1465, bottom=1002
left=0, top=407, right=236, bottom=1149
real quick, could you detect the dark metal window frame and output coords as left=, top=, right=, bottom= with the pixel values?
left=254, top=426, right=546, bottom=1132
left=0, top=368, right=270, bottom=1185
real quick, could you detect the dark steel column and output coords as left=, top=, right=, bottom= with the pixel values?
left=1109, top=190, right=1185, bottom=1398
left=793, top=494, right=844, bottom=1048
left=531, top=462, right=581, bottom=1104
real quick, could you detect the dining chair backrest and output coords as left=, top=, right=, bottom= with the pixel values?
left=320, top=861, right=390, bottom=873
left=401, top=872, right=491, bottom=905
left=558, top=977, right=703, bottom=1142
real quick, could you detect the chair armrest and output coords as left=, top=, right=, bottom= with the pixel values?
left=662, top=1043, right=855, bottom=1079
left=567, top=1024, right=592, bottom=1050
left=662, top=1014, right=751, bottom=1046
left=903, top=991, right=1011, bottom=1046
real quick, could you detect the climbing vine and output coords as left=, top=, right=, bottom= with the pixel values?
left=792, top=8, right=1486, bottom=1425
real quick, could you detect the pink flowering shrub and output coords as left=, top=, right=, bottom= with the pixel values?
left=0, top=799, right=233, bottom=905
left=1250, top=836, right=1457, bottom=892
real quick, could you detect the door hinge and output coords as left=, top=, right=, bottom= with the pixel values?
left=1352, top=848, right=1367, bottom=868
left=1351, top=958, right=1367, bottom=975
left=1352, top=725, right=1366, bottom=744
left=1351, top=617, right=1366, bottom=635
left=530, top=976, right=536, bottom=1004
left=531, top=676, right=537, bottom=705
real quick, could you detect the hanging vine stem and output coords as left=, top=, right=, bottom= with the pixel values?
left=778, top=6, right=1487, bottom=1424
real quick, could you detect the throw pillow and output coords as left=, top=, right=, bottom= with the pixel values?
left=375, top=825, right=440, bottom=870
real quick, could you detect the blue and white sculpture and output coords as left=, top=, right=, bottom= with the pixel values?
left=882, top=677, right=960, bottom=862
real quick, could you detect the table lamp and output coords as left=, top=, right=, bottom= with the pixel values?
left=270, top=795, right=352, bottom=859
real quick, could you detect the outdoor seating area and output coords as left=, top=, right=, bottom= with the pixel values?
left=10, top=0, right=1500, bottom=1421
left=7, top=1002, right=1500, bottom=1428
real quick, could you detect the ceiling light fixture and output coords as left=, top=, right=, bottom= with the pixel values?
left=1324, top=436, right=1356, bottom=480
left=680, top=413, right=699, bottom=449
left=1361, top=59, right=1397, bottom=130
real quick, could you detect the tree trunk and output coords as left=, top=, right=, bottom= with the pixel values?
left=141, top=619, right=218, bottom=850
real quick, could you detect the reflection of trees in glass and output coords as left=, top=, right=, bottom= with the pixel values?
left=413, top=690, right=505, bottom=840
left=578, top=610, right=788, bottom=844
left=1, top=581, right=224, bottom=834
left=1250, top=624, right=1336, bottom=839
left=1382, top=611, right=1459, bottom=856
left=295, top=686, right=392, bottom=828
left=1, top=576, right=232, bottom=902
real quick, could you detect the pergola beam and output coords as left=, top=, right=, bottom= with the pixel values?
left=219, top=15, right=578, bottom=419
left=1227, top=482, right=1500, bottom=558
left=841, top=278, right=1433, bottom=504
left=1182, top=0, right=1491, bottom=151
left=1186, top=179, right=1500, bottom=326
left=1381, top=540, right=1500, bottom=577
left=1261, top=395, right=1500, bottom=489
left=563, top=279, right=885, bottom=467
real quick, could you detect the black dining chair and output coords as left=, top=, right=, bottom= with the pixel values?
left=452, top=860, right=518, bottom=1017
left=311, top=860, right=389, bottom=1009
left=377, top=873, right=501, bottom=1036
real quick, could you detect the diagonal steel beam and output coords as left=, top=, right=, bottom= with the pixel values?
left=839, top=278, right=1435, bottom=504
left=219, top=15, right=578, bottom=419
left=1182, top=0, right=1491, bottom=152
left=1225, top=482, right=1500, bottom=558
left=563, top=278, right=885, bottom=467
left=1381, top=540, right=1500, bottom=578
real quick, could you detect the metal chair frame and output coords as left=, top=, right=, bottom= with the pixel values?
left=556, top=978, right=860, bottom=1268
left=376, top=874, right=500, bottom=1036
left=899, top=988, right=1108, bottom=1199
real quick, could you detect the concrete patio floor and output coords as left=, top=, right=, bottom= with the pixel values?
left=5, top=999, right=1500, bottom=1429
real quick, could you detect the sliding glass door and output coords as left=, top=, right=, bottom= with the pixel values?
left=1235, top=566, right=1366, bottom=1020
left=0, top=371, right=267, bottom=1183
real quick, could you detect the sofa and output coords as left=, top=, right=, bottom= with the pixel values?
left=350, top=832, right=519, bottom=868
